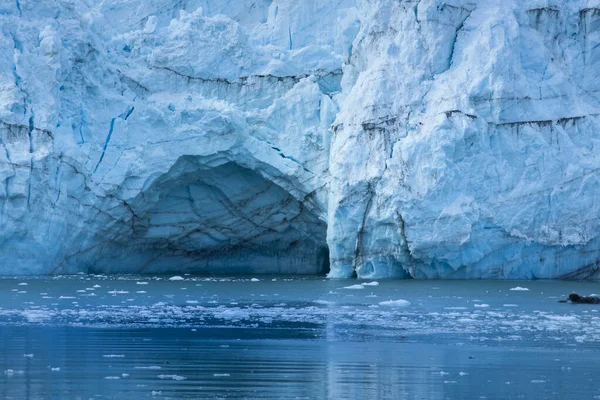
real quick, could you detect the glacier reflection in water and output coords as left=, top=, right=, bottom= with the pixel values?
left=0, top=276, right=599, bottom=399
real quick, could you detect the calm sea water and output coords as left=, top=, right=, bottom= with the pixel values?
left=1, top=276, right=599, bottom=399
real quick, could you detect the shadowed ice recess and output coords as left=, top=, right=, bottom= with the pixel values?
left=3, top=0, right=600, bottom=279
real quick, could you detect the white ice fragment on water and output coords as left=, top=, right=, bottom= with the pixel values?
left=503, top=304, right=518, bottom=307
left=59, top=296, right=75, bottom=299
left=343, top=284, right=364, bottom=290
left=18, top=283, right=27, bottom=286
left=135, top=366, right=162, bottom=370
left=93, top=285, right=101, bottom=288
left=444, top=307, right=467, bottom=310
left=474, top=304, right=490, bottom=308
left=250, top=278, right=260, bottom=282
left=50, top=367, right=60, bottom=371
left=509, top=287, right=529, bottom=291
left=76, top=290, right=86, bottom=293
left=169, top=276, right=184, bottom=281
left=103, top=355, right=125, bottom=358
left=213, top=373, right=230, bottom=377
left=439, top=371, right=449, bottom=376
left=105, top=376, right=121, bottom=380
left=4, top=369, right=24, bottom=376
left=216, top=309, right=250, bottom=321
left=361, top=281, right=379, bottom=286
left=186, top=300, right=199, bottom=304
left=136, top=282, right=149, bottom=285
left=137, top=291, right=147, bottom=294
left=379, top=300, right=411, bottom=307
left=152, top=391, right=161, bottom=396
left=313, top=300, right=335, bottom=305
left=531, top=380, right=546, bottom=384
left=23, top=354, right=34, bottom=358
left=122, top=373, right=130, bottom=377
left=158, top=374, right=186, bottom=380
left=459, top=372, right=469, bottom=376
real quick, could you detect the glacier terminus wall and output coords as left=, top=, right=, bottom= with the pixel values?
left=2, top=0, right=600, bottom=278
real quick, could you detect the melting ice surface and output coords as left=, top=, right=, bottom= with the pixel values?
left=1, top=276, right=600, bottom=399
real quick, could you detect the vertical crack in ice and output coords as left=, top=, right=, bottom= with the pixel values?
left=93, top=107, right=134, bottom=174
left=93, top=117, right=116, bottom=174
left=15, top=0, right=21, bottom=17
left=26, top=158, right=33, bottom=210
left=288, top=25, right=293, bottom=50
left=27, top=115, right=34, bottom=153
left=353, top=183, right=374, bottom=274
left=445, top=7, right=473, bottom=72
left=396, top=211, right=415, bottom=272
left=78, top=107, right=86, bottom=144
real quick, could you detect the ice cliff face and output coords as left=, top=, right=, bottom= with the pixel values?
left=1, top=0, right=600, bottom=278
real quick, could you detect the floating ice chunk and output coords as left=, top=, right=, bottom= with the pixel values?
left=250, top=278, right=260, bottom=282
left=136, top=282, right=149, bottom=285
left=531, top=380, right=546, bottom=384
left=103, top=354, right=125, bottom=358
left=169, top=276, right=184, bottom=281
left=503, top=304, right=519, bottom=307
left=18, top=283, right=27, bottom=286
left=105, top=376, right=121, bottom=380
left=216, top=309, right=250, bottom=321
left=361, top=281, right=379, bottom=286
left=158, top=374, right=186, bottom=380
left=379, top=300, right=411, bottom=307
left=50, top=367, right=60, bottom=372
left=135, top=366, right=162, bottom=370
left=343, top=284, right=364, bottom=290
left=439, top=371, right=449, bottom=376
left=509, top=287, right=530, bottom=291
left=23, top=354, right=34, bottom=358
left=108, top=290, right=129, bottom=295
left=313, top=300, right=335, bottom=305
left=122, top=373, right=130, bottom=377
left=4, top=369, right=24, bottom=376
left=214, top=373, right=230, bottom=377
left=186, top=300, right=199, bottom=304
left=474, top=304, right=490, bottom=308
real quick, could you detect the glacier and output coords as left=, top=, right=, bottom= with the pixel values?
left=1, top=0, right=600, bottom=279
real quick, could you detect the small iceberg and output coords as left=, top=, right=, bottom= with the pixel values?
left=379, top=299, right=411, bottom=307
left=509, top=287, right=529, bottom=291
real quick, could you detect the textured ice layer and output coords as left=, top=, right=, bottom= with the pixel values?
left=1, top=0, right=600, bottom=278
